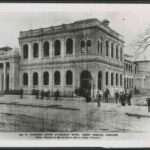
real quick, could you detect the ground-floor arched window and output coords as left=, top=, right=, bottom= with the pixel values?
left=43, top=71, right=49, bottom=85
left=105, top=72, right=109, bottom=85
left=124, top=77, right=126, bottom=88
left=116, top=73, right=118, bottom=86
left=111, top=73, right=114, bottom=86
left=120, top=74, right=122, bottom=86
left=54, top=71, right=60, bottom=85
left=66, top=70, right=73, bottom=85
left=23, top=73, right=28, bottom=85
left=33, top=72, right=38, bottom=85
left=98, top=71, right=102, bottom=90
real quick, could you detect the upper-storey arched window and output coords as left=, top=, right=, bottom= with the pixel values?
left=23, top=73, right=28, bottom=86
left=43, top=41, right=49, bottom=57
left=81, top=40, right=85, bottom=53
left=106, top=41, right=109, bottom=56
left=54, top=40, right=61, bottom=56
left=111, top=43, right=114, bottom=58
left=86, top=40, right=91, bottom=53
left=120, top=47, right=123, bottom=61
left=43, top=71, right=49, bottom=85
left=97, top=41, right=103, bottom=54
left=23, top=44, right=28, bottom=59
left=33, top=72, right=38, bottom=86
left=66, top=38, right=73, bottom=55
left=33, top=43, right=39, bottom=58
left=66, top=70, right=73, bottom=85
left=54, top=71, right=60, bottom=85
left=116, top=45, right=119, bottom=60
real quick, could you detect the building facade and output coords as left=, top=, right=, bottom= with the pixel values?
left=0, top=18, right=125, bottom=97
left=124, top=54, right=135, bottom=90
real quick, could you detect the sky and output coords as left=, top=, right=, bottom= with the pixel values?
left=1, top=4, right=150, bottom=60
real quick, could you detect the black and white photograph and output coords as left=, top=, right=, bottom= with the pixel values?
left=0, top=3, right=149, bottom=147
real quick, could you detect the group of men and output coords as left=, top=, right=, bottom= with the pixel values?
left=96, top=88, right=132, bottom=107
left=19, top=88, right=60, bottom=100
left=115, top=90, right=132, bottom=106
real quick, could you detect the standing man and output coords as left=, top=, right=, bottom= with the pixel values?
left=96, top=91, right=101, bottom=107
left=41, top=89, right=44, bottom=100
left=20, top=88, right=23, bottom=99
left=115, top=90, right=119, bottom=103
left=105, top=88, right=109, bottom=103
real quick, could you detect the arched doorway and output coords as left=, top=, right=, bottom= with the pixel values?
left=80, top=70, right=92, bottom=97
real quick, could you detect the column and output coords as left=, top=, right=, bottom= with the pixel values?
left=39, top=70, right=42, bottom=90
left=3, top=62, right=6, bottom=91
left=73, top=38, right=75, bottom=57
left=118, top=45, right=120, bottom=61
left=61, top=68, right=65, bottom=95
left=9, top=62, right=12, bottom=89
left=49, top=69, right=53, bottom=91
left=29, top=43, right=32, bottom=61
left=61, top=38, right=65, bottom=58
left=39, top=41, right=42, bottom=59
left=109, top=41, right=111, bottom=59
left=28, top=71, right=32, bottom=91
left=102, top=70, right=105, bottom=90
left=49, top=39, right=53, bottom=59
left=72, top=68, right=75, bottom=89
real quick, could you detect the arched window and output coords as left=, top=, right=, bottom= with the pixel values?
left=43, top=71, right=49, bottom=85
left=33, top=72, right=38, bottom=86
left=124, top=77, right=126, bottom=88
left=23, top=44, right=28, bottom=59
left=116, top=73, right=118, bottom=86
left=66, top=38, right=73, bottom=55
left=54, top=71, right=60, bottom=85
left=66, top=70, right=73, bottom=85
left=23, top=73, right=28, bottom=85
left=120, top=74, right=122, bottom=86
left=54, top=40, right=61, bottom=56
left=97, top=41, right=103, bottom=54
left=98, top=71, right=102, bottom=90
left=116, top=45, right=118, bottom=59
left=86, top=40, right=91, bottom=53
left=120, top=48, right=122, bottom=61
left=111, top=73, right=114, bottom=86
left=81, top=40, right=85, bottom=53
left=33, top=43, right=39, bottom=58
left=43, top=41, right=49, bottom=57
left=105, top=72, right=109, bottom=85
left=106, top=41, right=109, bottom=56
left=111, top=43, right=114, bottom=58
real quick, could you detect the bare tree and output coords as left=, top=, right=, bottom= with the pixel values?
left=130, top=26, right=150, bottom=60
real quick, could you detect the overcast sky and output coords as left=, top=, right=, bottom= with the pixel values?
left=1, top=4, right=150, bottom=60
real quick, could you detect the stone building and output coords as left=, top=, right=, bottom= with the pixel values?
left=133, top=60, right=150, bottom=94
left=17, top=18, right=124, bottom=97
left=0, top=47, right=20, bottom=91
left=124, top=54, right=135, bottom=90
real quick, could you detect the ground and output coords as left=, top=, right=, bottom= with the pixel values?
left=0, top=94, right=149, bottom=132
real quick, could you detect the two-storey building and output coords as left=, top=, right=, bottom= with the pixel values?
left=18, top=18, right=124, bottom=97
